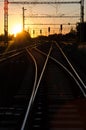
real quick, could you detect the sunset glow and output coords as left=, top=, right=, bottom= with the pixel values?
left=11, top=24, right=22, bottom=36
left=0, top=0, right=86, bottom=36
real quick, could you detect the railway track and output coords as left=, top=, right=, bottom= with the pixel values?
left=0, top=41, right=86, bottom=130
left=0, top=47, right=36, bottom=129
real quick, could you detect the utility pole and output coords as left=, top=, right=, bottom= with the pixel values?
left=48, top=27, right=50, bottom=35
left=22, top=7, right=26, bottom=31
left=60, top=24, right=63, bottom=34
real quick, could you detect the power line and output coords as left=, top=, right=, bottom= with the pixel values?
left=26, top=15, right=80, bottom=18
left=9, top=1, right=81, bottom=4
left=25, top=23, right=76, bottom=25
left=3, top=0, right=84, bottom=43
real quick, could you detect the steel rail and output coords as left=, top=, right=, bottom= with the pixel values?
left=0, top=48, right=25, bottom=60
left=0, top=49, right=17, bottom=56
left=0, top=45, right=34, bottom=60
left=21, top=48, right=38, bottom=130
left=34, top=47, right=86, bottom=97
left=21, top=45, right=52, bottom=130
left=54, top=41, right=86, bottom=90
left=0, top=50, right=24, bottom=63
left=31, top=45, right=52, bottom=102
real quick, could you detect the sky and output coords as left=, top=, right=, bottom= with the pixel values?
left=0, top=0, right=86, bottom=36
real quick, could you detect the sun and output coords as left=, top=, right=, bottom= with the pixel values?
left=11, top=24, right=22, bottom=36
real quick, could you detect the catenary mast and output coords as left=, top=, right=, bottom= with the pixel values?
left=4, top=0, right=8, bottom=43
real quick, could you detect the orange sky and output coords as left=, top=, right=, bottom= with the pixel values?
left=0, top=0, right=86, bottom=37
